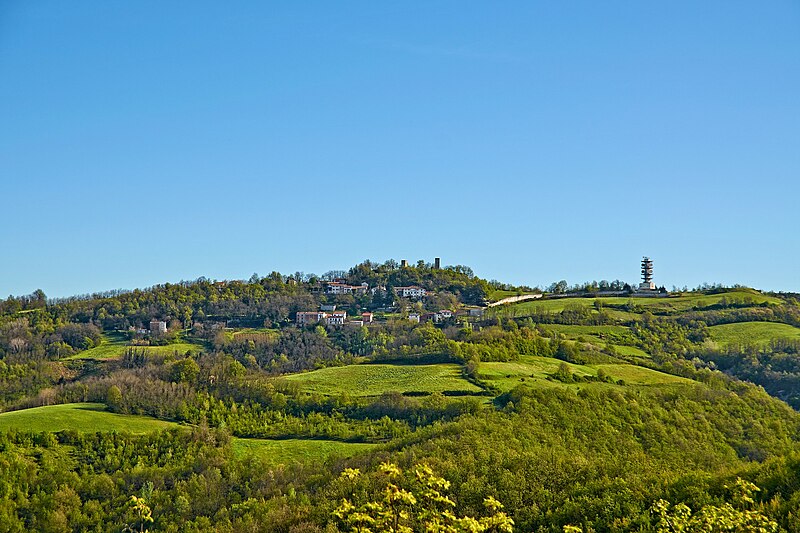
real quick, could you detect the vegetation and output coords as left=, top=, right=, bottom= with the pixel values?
left=707, top=321, right=800, bottom=348
left=0, top=402, right=180, bottom=433
left=284, top=363, right=484, bottom=396
left=230, top=437, right=377, bottom=464
left=2, top=260, right=800, bottom=530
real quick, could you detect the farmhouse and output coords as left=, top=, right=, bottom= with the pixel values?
left=326, top=282, right=369, bottom=295
left=296, top=310, right=349, bottom=327
left=296, top=311, right=326, bottom=326
left=324, top=311, right=348, bottom=326
left=149, top=320, right=167, bottom=334
left=394, top=286, right=427, bottom=299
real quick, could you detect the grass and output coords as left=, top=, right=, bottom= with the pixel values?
left=231, top=438, right=377, bottom=464
left=592, top=364, right=690, bottom=385
left=0, top=403, right=181, bottom=433
left=543, top=324, right=629, bottom=340
left=541, top=325, right=642, bottom=356
left=707, top=322, right=800, bottom=348
left=490, top=290, right=781, bottom=320
left=65, top=332, right=204, bottom=360
left=0, top=404, right=372, bottom=465
left=478, top=356, right=690, bottom=392
left=284, top=363, right=484, bottom=396
left=610, top=345, right=650, bottom=358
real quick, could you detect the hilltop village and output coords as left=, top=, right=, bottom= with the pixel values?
left=122, top=256, right=671, bottom=336
left=285, top=256, right=666, bottom=330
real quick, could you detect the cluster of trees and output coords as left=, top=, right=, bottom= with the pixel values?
left=546, top=279, right=632, bottom=294
left=694, top=339, right=800, bottom=409
left=0, top=317, right=102, bottom=360
left=2, top=381, right=800, bottom=531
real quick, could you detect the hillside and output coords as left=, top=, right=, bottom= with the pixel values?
left=1, top=260, right=800, bottom=531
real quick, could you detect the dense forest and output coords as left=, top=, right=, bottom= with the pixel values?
left=2, top=259, right=800, bottom=531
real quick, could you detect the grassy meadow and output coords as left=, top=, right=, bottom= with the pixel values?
left=0, top=403, right=373, bottom=465
left=65, top=332, right=204, bottom=360
left=489, top=290, right=781, bottom=320
left=707, top=321, right=800, bottom=348
left=0, top=403, right=181, bottom=433
left=284, top=363, right=484, bottom=396
left=478, top=356, right=690, bottom=393
left=231, top=438, right=377, bottom=464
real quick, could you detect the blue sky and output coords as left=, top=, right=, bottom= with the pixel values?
left=1, top=2, right=799, bottom=297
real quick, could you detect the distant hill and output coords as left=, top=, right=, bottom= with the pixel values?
left=1, top=260, right=800, bottom=531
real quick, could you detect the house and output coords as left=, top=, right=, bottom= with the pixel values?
left=325, top=311, right=347, bottom=326
left=437, top=310, right=454, bottom=319
left=326, top=282, right=369, bottom=295
left=408, top=313, right=420, bottom=323
left=394, top=286, right=427, bottom=299
left=296, top=311, right=326, bottom=326
left=149, top=320, right=167, bottom=334
left=361, top=312, right=374, bottom=323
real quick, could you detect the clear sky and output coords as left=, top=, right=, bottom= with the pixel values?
left=1, top=2, right=799, bottom=297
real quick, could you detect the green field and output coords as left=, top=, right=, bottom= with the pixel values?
left=478, top=356, right=690, bottom=392
left=543, top=324, right=629, bottom=340
left=231, top=438, right=377, bottom=464
left=284, top=363, right=484, bottom=396
left=611, top=344, right=650, bottom=358
left=707, top=322, right=800, bottom=348
left=65, top=332, right=203, bottom=360
left=0, top=403, right=181, bottom=433
left=490, top=290, right=780, bottom=320
left=0, top=404, right=370, bottom=465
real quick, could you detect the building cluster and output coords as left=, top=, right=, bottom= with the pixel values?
left=129, top=319, right=168, bottom=336
left=321, top=281, right=428, bottom=300
left=325, top=281, right=370, bottom=295
left=408, top=308, right=482, bottom=323
left=296, top=307, right=374, bottom=327
left=394, top=286, right=428, bottom=299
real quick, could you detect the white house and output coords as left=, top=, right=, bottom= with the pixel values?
left=325, top=311, right=347, bottom=326
left=394, top=286, right=427, bottom=299
left=149, top=320, right=167, bottom=334
left=326, top=282, right=369, bottom=295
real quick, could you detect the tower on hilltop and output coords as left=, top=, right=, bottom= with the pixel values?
left=639, top=257, right=655, bottom=291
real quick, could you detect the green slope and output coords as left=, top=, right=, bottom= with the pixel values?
left=284, top=363, right=483, bottom=396
left=707, top=321, right=800, bottom=347
left=478, top=356, right=691, bottom=392
left=0, top=403, right=180, bottom=433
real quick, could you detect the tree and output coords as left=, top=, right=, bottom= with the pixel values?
left=334, top=462, right=514, bottom=532
left=549, top=280, right=568, bottom=294
left=650, top=479, right=777, bottom=533
left=170, top=358, right=200, bottom=383
left=124, top=494, right=153, bottom=533
left=106, top=385, right=123, bottom=412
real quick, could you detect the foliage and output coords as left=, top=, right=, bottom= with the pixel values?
left=333, top=462, right=513, bottom=532
left=650, top=479, right=777, bottom=533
